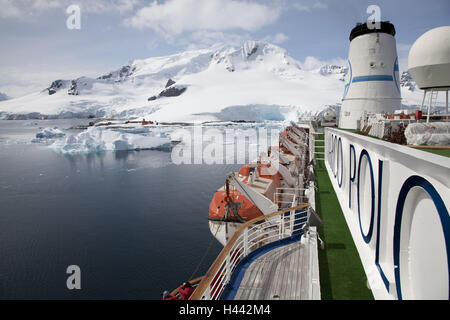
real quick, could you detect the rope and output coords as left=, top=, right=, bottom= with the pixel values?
left=188, top=223, right=221, bottom=281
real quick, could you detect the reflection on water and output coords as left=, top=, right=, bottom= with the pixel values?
left=0, top=120, right=241, bottom=299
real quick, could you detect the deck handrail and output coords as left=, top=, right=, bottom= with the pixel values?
left=190, top=203, right=311, bottom=300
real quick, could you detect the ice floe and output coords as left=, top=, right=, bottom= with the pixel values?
left=50, top=126, right=172, bottom=154
left=36, top=127, right=66, bottom=139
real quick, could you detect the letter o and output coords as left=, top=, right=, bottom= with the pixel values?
left=393, top=176, right=449, bottom=300
left=337, top=137, right=343, bottom=187
left=357, top=149, right=375, bottom=243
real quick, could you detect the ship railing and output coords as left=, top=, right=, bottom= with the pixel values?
left=274, top=187, right=307, bottom=208
left=190, top=203, right=311, bottom=300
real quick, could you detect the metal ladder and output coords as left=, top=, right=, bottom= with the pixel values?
left=312, top=132, right=325, bottom=161
left=425, top=90, right=439, bottom=123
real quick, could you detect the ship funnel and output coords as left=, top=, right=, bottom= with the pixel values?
left=339, top=21, right=401, bottom=129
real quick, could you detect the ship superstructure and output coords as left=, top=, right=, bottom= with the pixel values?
left=171, top=22, right=450, bottom=301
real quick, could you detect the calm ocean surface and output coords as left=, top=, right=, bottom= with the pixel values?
left=0, top=119, right=241, bottom=299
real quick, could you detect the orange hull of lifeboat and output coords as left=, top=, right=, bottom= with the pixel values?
left=208, top=162, right=282, bottom=223
left=209, top=189, right=263, bottom=222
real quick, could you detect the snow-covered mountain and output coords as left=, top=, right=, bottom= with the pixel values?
left=400, top=71, right=416, bottom=92
left=0, top=41, right=432, bottom=122
left=0, top=92, right=9, bottom=102
left=319, top=65, right=347, bottom=81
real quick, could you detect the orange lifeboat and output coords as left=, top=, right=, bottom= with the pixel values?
left=208, top=162, right=282, bottom=223
left=279, top=127, right=293, bottom=155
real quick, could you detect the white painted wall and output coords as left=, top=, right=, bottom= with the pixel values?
left=324, top=128, right=449, bottom=300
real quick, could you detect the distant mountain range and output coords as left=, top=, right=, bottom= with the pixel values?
left=0, top=41, right=431, bottom=121
left=400, top=71, right=417, bottom=92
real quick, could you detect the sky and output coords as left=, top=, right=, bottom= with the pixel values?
left=0, top=0, right=449, bottom=98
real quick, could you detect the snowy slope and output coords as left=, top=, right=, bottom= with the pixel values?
left=0, top=41, right=436, bottom=122
left=0, top=92, right=9, bottom=102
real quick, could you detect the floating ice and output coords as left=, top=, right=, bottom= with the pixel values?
left=32, top=127, right=66, bottom=143
left=50, top=126, right=172, bottom=154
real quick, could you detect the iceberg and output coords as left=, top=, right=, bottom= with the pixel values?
left=50, top=126, right=172, bottom=154
left=32, top=127, right=66, bottom=142
left=36, top=127, right=66, bottom=139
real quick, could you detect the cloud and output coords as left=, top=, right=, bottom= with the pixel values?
left=76, top=0, right=142, bottom=14
left=300, top=56, right=346, bottom=71
left=124, top=0, right=282, bottom=35
left=396, top=43, right=412, bottom=73
left=0, top=0, right=23, bottom=18
left=183, top=30, right=250, bottom=50
left=263, top=32, right=289, bottom=44
left=312, top=2, right=328, bottom=10
left=0, top=0, right=141, bottom=19
left=293, top=1, right=328, bottom=12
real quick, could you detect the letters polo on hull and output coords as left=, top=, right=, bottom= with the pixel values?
left=325, top=128, right=449, bottom=300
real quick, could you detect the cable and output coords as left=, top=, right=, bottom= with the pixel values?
left=188, top=223, right=221, bottom=281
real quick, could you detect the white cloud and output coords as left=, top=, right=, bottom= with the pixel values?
left=76, top=0, right=142, bottom=14
left=124, top=0, right=282, bottom=35
left=193, top=31, right=247, bottom=49
left=300, top=56, right=346, bottom=71
left=397, top=43, right=412, bottom=73
left=263, top=32, right=289, bottom=44
left=0, top=0, right=141, bottom=19
left=293, top=1, right=328, bottom=12
left=0, top=0, right=23, bottom=18
left=312, top=2, right=328, bottom=10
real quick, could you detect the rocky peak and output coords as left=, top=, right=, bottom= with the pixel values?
left=320, top=65, right=347, bottom=76
left=319, top=65, right=348, bottom=81
left=0, top=91, right=9, bottom=101
left=400, top=71, right=416, bottom=91
left=46, top=80, right=70, bottom=95
left=165, top=79, right=176, bottom=88
left=97, top=64, right=136, bottom=83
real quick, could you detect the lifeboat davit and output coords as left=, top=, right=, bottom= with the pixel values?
left=208, top=161, right=282, bottom=246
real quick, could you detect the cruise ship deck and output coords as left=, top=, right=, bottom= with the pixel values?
left=233, top=233, right=320, bottom=300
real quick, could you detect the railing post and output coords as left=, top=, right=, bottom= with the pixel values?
left=279, top=214, right=284, bottom=239
left=243, top=228, right=249, bottom=257
left=225, top=254, right=231, bottom=285
left=204, top=285, right=211, bottom=300
left=290, top=209, right=295, bottom=236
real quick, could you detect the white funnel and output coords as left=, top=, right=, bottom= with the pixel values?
left=339, top=22, right=401, bottom=129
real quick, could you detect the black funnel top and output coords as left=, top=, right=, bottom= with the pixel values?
left=349, top=21, right=396, bottom=41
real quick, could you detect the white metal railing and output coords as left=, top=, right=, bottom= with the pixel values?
left=274, top=187, right=307, bottom=208
left=190, top=204, right=311, bottom=300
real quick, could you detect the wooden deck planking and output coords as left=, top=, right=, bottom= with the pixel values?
left=234, top=240, right=313, bottom=300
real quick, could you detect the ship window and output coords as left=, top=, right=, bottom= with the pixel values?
left=369, top=62, right=375, bottom=68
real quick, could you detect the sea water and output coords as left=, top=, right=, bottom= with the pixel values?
left=0, top=119, right=242, bottom=299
